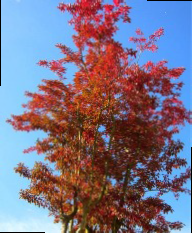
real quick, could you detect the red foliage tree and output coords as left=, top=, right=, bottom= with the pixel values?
left=7, top=0, right=191, bottom=232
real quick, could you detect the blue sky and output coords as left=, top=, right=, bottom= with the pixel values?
left=1, top=0, right=191, bottom=232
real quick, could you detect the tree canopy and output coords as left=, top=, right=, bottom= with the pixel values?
left=7, top=0, right=191, bottom=232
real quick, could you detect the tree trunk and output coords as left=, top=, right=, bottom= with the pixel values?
left=86, top=225, right=94, bottom=233
left=112, top=216, right=122, bottom=233
left=77, top=205, right=89, bottom=232
left=61, top=221, right=69, bottom=233
left=68, top=219, right=73, bottom=233
left=76, top=229, right=89, bottom=233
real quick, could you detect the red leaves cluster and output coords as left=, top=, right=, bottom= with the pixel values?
left=130, top=27, right=164, bottom=52
left=38, top=59, right=66, bottom=79
left=113, top=0, right=122, bottom=7
left=7, top=0, right=191, bottom=232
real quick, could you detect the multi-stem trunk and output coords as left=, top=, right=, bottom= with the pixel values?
left=61, top=221, right=69, bottom=233
left=68, top=219, right=74, bottom=233
left=112, top=163, right=132, bottom=232
left=77, top=204, right=90, bottom=232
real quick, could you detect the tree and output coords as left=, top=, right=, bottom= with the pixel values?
left=7, top=0, right=191, bottom=232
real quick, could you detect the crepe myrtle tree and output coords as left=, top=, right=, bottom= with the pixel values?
left=7, top=0, right=191, bottom=232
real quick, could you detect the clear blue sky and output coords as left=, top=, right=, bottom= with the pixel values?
left=1, top=0, right=191, bottom=232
